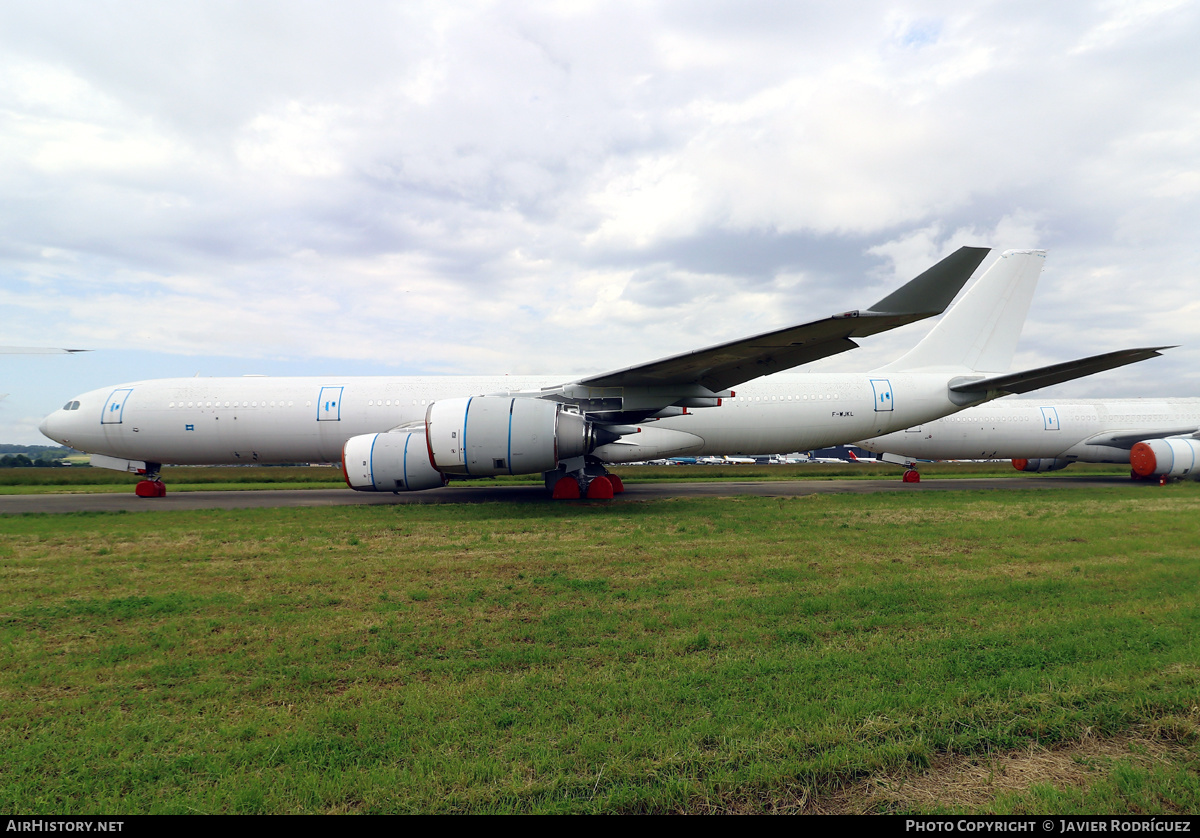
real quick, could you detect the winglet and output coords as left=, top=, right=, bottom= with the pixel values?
left=865, top=246, right=990, bottom=315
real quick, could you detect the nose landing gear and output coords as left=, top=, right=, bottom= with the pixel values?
left=134, top=463, right=166, bottom=497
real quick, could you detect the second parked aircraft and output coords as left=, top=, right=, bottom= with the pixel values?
left=859, top=397, right=1200, bottom=481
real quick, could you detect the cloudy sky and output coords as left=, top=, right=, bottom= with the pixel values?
left=3, top=0, right=1198, bottom=443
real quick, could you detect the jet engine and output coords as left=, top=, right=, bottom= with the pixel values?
left=1130, top=438, right=1200, bottom=479
left=426, top=396, right=593, bottom=476
left=343, top=430, right=446, bottom=492
left=1011, top=458, right=1071, bottom=472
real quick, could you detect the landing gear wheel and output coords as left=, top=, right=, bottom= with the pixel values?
left=902, top=469, right=921, bottom=483
left=551, top=477, right=581, bottom=500
left=586, top=476, right=614, bottom=500
left=135, top=479, right=166, bottom=498
left=607, top=474, right=625, bottom=494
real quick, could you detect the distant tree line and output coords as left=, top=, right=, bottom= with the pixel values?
left=0, top=444, right=82, bottom=468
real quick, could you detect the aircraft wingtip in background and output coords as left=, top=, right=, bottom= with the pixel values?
left=0, top=346, right=89, bottom=354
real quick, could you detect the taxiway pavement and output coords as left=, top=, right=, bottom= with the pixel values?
left=0, top=474, right=1146, bottom=515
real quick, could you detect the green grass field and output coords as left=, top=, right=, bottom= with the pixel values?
left=1, top=484, right=1197, bottom=813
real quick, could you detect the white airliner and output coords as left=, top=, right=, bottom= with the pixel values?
left=38, top=248, right=1167, bottom=498
left=858, top=398, right=1200, bottom=483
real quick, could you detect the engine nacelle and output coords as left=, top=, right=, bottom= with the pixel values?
left=426, top=396, right=591, bottom=476
left=342, top=430, right=446, bottom=492
left=1130, top=438, right=1200, bottom=478
left=1012, top=458, right=1071, bottom=472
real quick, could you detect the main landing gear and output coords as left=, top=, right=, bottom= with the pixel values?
left=134, top=463, right=166, bottom=497
left=545, top=458, right=625, bottom=500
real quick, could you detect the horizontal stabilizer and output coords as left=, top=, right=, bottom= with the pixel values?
left=948, top=346, right=1173, bottom=397
left=578, top=246, right=989, bottom=392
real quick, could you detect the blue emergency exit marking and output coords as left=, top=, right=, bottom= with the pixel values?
left=185, top=424, right=195, bottom=431
left=869, top=379, right=894, bottom=413
left=317, top=386, right=344, bottom=421
left=101, top=388, right=133, bottom=424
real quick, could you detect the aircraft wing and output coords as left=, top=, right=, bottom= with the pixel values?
left=574, top=246, right=990, bottom=392
left=947, top=346, right=1173, bottom=398
left=1082, top=426, right=1200, bottom=450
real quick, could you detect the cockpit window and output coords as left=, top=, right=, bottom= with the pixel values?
left=62, top=400, right=81, bottom=411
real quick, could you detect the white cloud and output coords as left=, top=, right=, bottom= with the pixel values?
left=2, top=1, right=1200, bottom=442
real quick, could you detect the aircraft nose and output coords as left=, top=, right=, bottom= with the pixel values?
left=39, top=413, right=56, bottom=441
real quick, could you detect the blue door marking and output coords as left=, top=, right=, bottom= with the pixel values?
left=1040, top=406, right=1060, bottom=431
left=101, top=388, right=133, bottom=424
left=869, top=379, right=894, bottom=413
left=317, top=386, right=344, bottom=421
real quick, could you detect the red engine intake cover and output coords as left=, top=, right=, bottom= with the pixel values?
left=1129, top=442, right=1158, bottom=477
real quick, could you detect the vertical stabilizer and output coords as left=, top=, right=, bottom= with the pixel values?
left=875, top=249, right=1046, bottom=373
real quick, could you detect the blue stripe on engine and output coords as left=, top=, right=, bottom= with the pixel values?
left=368, top=433, right=379, bottom=490
left=402, top=432, right=410, bottom=489
left=462, top=397, right=473, bottom=476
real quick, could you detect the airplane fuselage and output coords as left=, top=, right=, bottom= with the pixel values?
left=858, top=398, right=1200, bottom=463
left=41, top=371, right=979, bottom=469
